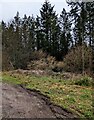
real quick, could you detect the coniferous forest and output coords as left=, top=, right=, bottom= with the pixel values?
left=2, top=1, right=94, bottom=74
left=1, top=1, right=94, bottom=118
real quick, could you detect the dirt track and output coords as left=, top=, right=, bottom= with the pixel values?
left=2, top=83, right=78, bottom=119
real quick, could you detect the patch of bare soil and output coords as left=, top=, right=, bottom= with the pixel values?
left=2, top=83, right=78, bottom=119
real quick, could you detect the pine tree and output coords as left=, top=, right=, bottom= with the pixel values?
left=2, top=20, right=16, bottom=69
left=67, top=1, right=82, bottom=46
left=40, top=0, right=60, bottom=59
left=86, top=2, right=94, bottom=73
left=2, top=21, right=7, bottom=50
left=59, top=8, right=72, bottom=58
left=35, top=16, right=44, bottom=50
left=67, top=1, right=94, bottom=73
left=28, top=15, right=36, bottom=51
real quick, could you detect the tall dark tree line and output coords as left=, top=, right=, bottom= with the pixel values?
left=2, top=0, right=94, bottom=70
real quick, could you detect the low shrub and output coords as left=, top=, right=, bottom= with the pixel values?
left=75, top=76, right=92, bottom=86
left=63, top=45, right=92, bottom=73
left=27, top=54, right=56, bottom=70
left=28, top=52, right=65, bottom=72
left=30, top=50, right=47, bottom=61
left=2, top=51, right=14, bottom=71
left=52, top=61, right=64, bottom=72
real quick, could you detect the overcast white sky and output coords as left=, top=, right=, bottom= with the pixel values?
left=0, top=0, right=70, bottom=22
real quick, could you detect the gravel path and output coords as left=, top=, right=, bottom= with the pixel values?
left=2, top=83, right=78, bottom=119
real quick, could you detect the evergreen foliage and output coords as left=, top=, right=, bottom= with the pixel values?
left=2, top=0, right=94, bottom=73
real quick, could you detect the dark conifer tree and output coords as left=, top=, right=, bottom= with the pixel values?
left=35, top=16, right=44, bottom=50
left=59, top=8, right=72, bottom=58
left=40, top=0, right=60, bottom=59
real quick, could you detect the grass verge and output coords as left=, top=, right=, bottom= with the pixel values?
left=2, top=71, right=93, bottom=118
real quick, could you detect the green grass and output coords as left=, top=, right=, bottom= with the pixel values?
left=2, top=71, right=93, bottom=118
left=2, top=74, right=22, bottom=84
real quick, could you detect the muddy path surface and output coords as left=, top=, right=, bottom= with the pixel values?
left=2, top=83, right=78, bottom=119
